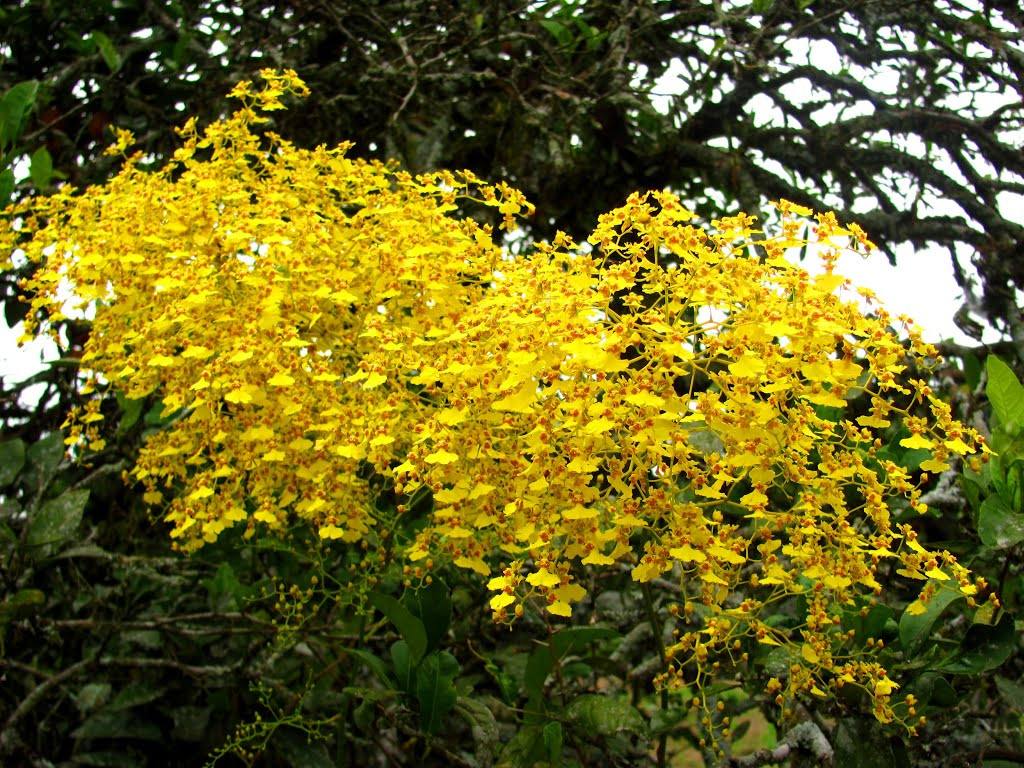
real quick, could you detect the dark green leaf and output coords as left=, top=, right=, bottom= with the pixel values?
left=455, top=696, right=500, bottom=767
left=27, top=488, right=89, bottom=553
left=0, top=168, right=14, bottom=208
left=370, top=592, right=428, bottom=664
left=978, top=493, right=1024, bottom=549
left=116, top=393, right=145, bottom=434
left=344, top=687, right=398, bottom=733
left=403, top=579, right=451, bottom=654
left=898, top=581, right=964, bottom=654
left=353, top=696, right=377, bottom=733
left=204, top=562, right=244, bottom=611
left=987, top=356, right=1024, bottom=434
left=542, top=721, right=563, bottom=765
left=0, top=438, right=25, bottom=486
left=0, top=80, right=39, bottom=148
left=91, top=31, right=122, bottom=72
left=497, top=725, right=544, bottom=768
left=847, top=604, right=894, bottom=644
left=565, top=694, right=647, bottom=738
left=650, top=707, right=687, bottom=736
left=346, top=647, right=394, bottom=688
left=273, top=726, right=333, bottom=768
left=550, top=626, right=618, bottom=659
left=415, top=651, right=459, bottom=734
left=75, top=683, right=112, bottom=715
left=109, top=682, right=166, bottom=711
left=482, top=652, right=518, bottom=704
left=0, top=588, right=45, bottom=622
left=24, top=432, right=64, bottom=493
left=538, top=19, right=572, bottom=48
left=72, top=711, right=163, bottom=742
left=391, top=640, right=415, bottom=694
left=962, top=352, right=982, bottom=391
left=906, top=672, right=957, bottom=709
left=170, top=705, right=211, bottom=742
left=833, top=718, right=910, bottom=768
left=524, top=646, right=553, bottom=709
left=995, top=676, right=1024, bottom=711
left=937, top=614, right=1015, bottom=674
left=29, top=146, right=52, bottom=188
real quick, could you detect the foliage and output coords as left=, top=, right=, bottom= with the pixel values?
left=0, top=0, right=1021, bottom=337
left=1, top=72, right=1020, bottom=767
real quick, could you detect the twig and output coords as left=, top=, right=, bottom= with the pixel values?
left=0, top=653, right=97, bottom=756
left=640, top=582, right=670, bottom=768
left=97, top=656, right=242, bottom=678
left=727, top=721, right=833, bottom=767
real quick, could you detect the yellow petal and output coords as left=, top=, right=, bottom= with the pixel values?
left=425, top=449, right=458, bottom=465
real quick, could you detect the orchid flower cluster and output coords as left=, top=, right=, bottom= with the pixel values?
left=3, top=70, right=988, bottom=730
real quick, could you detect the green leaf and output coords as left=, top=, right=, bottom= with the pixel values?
left=843, top=603, right=894, bottom=644
left=24, top=432, right=65, bottom=493
left=415, top=651, right=459, bottom=734
left=27, top=488, right=89, bottom=553
left=403, top=579, right=451, bottom=654
left=481, top=651, right=519, bottom=704
left=0, top=588, right=45, bottom=623
left=345, top=687, right=398, bottom=733
left=0, top=438, right=25, bottom=486
left=346, top=647, right=394, bottom=688
left=833, top=717, right=910, bottom=768
left=538, top=19, right=572, bottom=48
left=650, top=707, right=688, bottom=736
left=497, top=725, right=544, bottom=768
left=550, top=626, right=619, bottom=659
left=454, top=696, right=500, bottom=767
left=898, top=581, right=964, bottom=655
left=978, top=493, right=1024, bottom=549
left=524, top=645, right=553, bottom=710
left=937, top=614, right=1015, bottom=674
left=204, top=562, right=243, bottom=611
left=962, top=352, right=982, bottom=391
left=995, top=676, right=1024, bottom=710
left=91, top=31, right=122, bottom=72
left=0, top=167, right=14, bottom=208
left=109, top=682, right=165, bottom=711
left=29, top=146, right=52, bottom=189
left=565, top=694, right=647, bottom=738
left=273, top=726, right=333, bottom=768
left=170, top=705, right=211, bottom=742
left=390, top=640, right=415, bottom=694
left=370, top=592, right=428, bottom=664
left=987, top=356, right=1024, bottom=434
left=0, top=80, right=39, bottom=148
left=542, top=721, right=563, bottom=765
left=72, top=711, right=162, bottom=742
left=905, top=672, right=957, bottom=708
left=74, top=683, right=113, bottom=715
left=116, top=393, right=145, bottom=435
